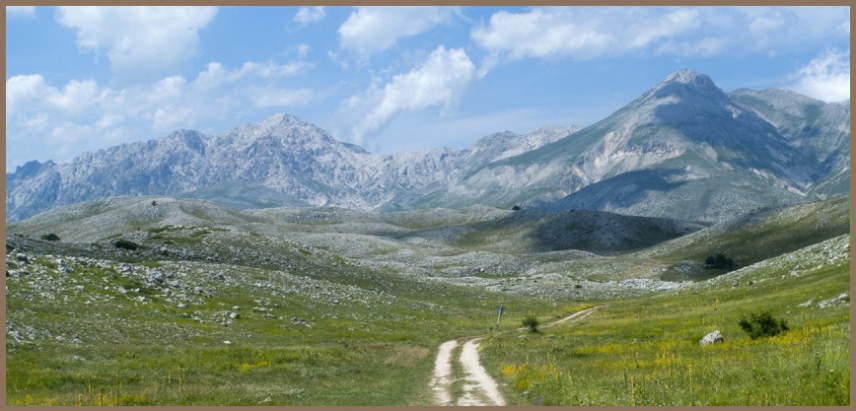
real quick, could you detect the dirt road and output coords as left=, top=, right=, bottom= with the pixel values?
left=429, top=306, right=599, bottom=406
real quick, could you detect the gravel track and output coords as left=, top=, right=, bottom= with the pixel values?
left=431, top=307, right=599, bottom=406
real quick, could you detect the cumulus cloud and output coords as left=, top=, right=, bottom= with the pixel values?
left=6, top=75, right=107, bottom=119
left=789, top=48, right=850, bottom=103
left=472, top=7, right=700, bottom=69
left=55, top=6, right=217, bottom=83
left=6, top=6, right=36, bottom=18
left=349, top=46, right=476, bottom=144
left=472, top=6, right=851, bottom=73
left=6, top=58, right=317, bottom=167
left=294, top=6, right=325, bottom=24
left=338, top=6, right=459, bottom=57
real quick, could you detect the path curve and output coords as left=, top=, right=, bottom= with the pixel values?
left=430, top=306, right=600, bottom=406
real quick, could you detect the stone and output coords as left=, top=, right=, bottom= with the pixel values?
left=700, top=330, right=724, bottom=345
left=58, top=259, right=74, bottom=273
left=818, top=293, right=850, bottom=309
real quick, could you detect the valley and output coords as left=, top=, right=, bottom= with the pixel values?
left=4, top=194, right=850, bottom=405
left=4, top=69, right=850, bottom=406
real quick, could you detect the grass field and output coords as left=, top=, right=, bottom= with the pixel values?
left=5, top=196, right=850, bottom=405
left=480, top=235, right=850, bottom=405
left=5, top=238, right=568, bottom=405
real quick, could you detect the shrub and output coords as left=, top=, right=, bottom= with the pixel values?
left=522, top=314, right=540, bottom=333
left=40, top=233, right=61, bottom=242
left=705, top=254, right=733, bottom=269
left=114, top=239, right=140, bottom=250
left=738, top=310, right=788, bottom=339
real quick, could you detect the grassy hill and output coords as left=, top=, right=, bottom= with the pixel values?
left=479, top=234, right=850, bottom=405
left=4, top=195, right=850, bottom=405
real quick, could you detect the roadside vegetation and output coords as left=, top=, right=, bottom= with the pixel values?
left=5, top=231, right=566, bottom=405
left=480, top=236, right=849, bottom=405
left=5, top=195, right=850, bottom=405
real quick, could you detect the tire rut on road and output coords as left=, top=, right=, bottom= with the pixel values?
left=430, top=306, right=600, bottom=406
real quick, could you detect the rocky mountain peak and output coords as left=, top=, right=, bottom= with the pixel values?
left=10, top=159, right=56, bottom=179
left=218, top=113, right=347, bottom=152
left=663, top=69, right=713, bottom=85
left=651, top=69, right=725, bottom=100
left=257, top=113, right=300, bottom=131
left=5, top=71, right=849, bottom=223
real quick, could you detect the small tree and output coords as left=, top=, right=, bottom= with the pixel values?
left=114, top=239, right=140, bottom=251
left=522, top=314, right=540, bottom=333
left=738, top=310, right=788, bottom=339
left=40, top=233, right=61, bottom=242
left=705, top=254, right=733, bottom=269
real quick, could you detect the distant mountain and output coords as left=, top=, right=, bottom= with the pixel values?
left=402, top=70, right=845, bottom=222
left=529, top=70, right=837, bottom=221
left=5, top=113, right=577, bottom=222
left=728, top=87, right=850, bottom=199
left=6, top=70, right=849, bottom=223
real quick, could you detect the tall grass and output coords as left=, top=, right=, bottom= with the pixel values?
left=5, top=242, right=567, bottom=405
left=480, top=261, right=850, bottom=405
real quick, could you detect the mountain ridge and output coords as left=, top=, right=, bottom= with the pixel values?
left=6, top=70, right=849, bottom=223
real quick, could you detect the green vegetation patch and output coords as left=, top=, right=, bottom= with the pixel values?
left=480, top=261, right=850, bottom=405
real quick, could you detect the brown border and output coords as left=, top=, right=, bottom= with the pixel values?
left=3, top=2, right=853, bottom=411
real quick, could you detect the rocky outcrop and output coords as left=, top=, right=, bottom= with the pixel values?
left=700, top=330, right=724, bottom=345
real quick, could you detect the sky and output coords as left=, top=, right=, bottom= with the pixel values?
left=5, top=6, right=851, bottom=172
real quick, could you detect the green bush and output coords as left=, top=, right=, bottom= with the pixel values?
left=705, top=254, right=733, bottom=269
left=114, top=239, right=140, bottom=250
left=40, top=233, right=61, bottom=242
left=738, top=310, right=789, bottom=339
left=522, top=314, right=540, bottom=333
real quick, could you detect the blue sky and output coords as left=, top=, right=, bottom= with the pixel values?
left=5, top=6, right=850, bottom=172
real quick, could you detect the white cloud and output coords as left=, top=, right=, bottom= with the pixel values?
left=6, top=75, right=106, bottom=118
left=294, top=6, right=325, bottom=24
left=472, top=7, right=700, bottom=66
left=338, top=6, right=459, bottom=57
left=192, top=60, right=313, bottom=91
left=349, top=46, right=476, bottom=144
left=6, top=74, right=50, bottom=116
left=472, top=6, right=851, bottom=73
left=789, top=48, right=850, bottom=103
left=55, top=6, right=217, bottom=82
left=6, top=56, right=318, bottom=167
left=839, top=19, right=850, bottom=34
left=655, top=36, right=726, bottom=57
left=6, top=6, right=36, bottom=18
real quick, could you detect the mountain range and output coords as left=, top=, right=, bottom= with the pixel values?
left=6, top=69, right=849, bottom=223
